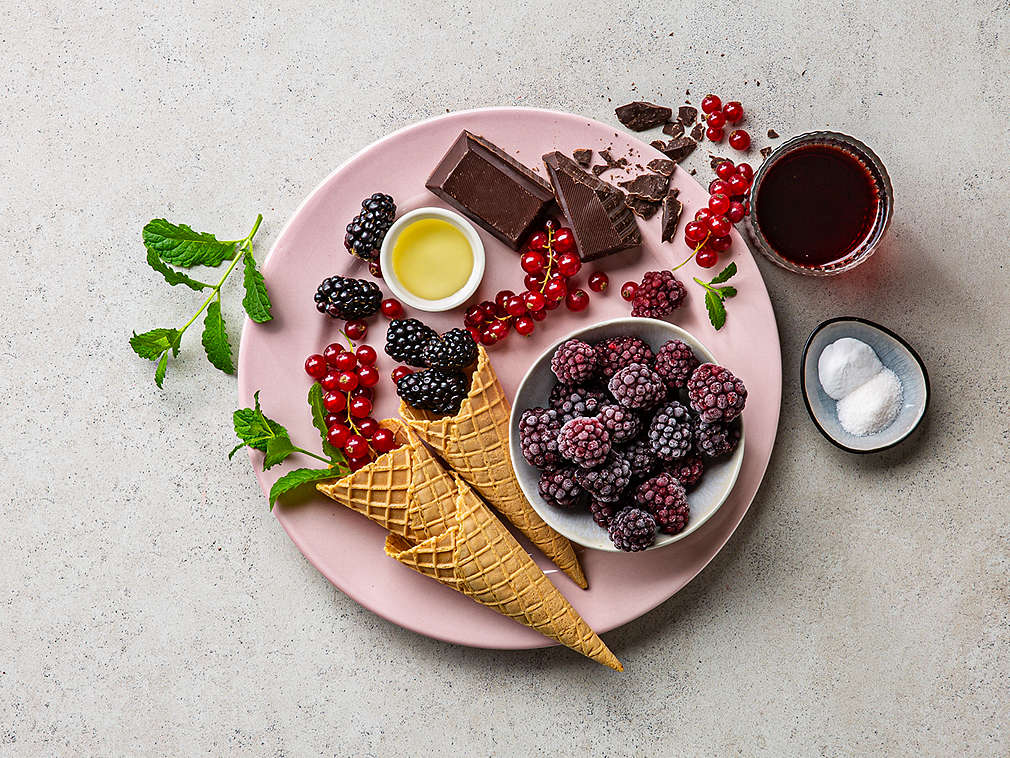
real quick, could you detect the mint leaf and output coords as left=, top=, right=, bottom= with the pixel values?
left=268, top=467, right=343, bottom=510
left=241, top=252, right=272, bottom=323
left=716, top=286, right=737, bottom=299
left=263, top=434, right=297, bottom=469
left=146, top=247, right=208, bottom=291
left=308, top=383, right=343, bottom=461
left=154, top=352, right=169, bottom=388
left=201, top=299, right=234, bottom=374
left=143, top=219, right=236, bottom=268
left=231, top=391, right=290, bottom=456
left=130, top=328, right=181, bottom=360
left=705, top=289, right=727, bottom=330
left=709, top=262, right=737, bottom=285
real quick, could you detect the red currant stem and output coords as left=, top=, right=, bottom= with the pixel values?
left=539, top=227, right=555, bottom=294
left=339, top=330, right=354, bottom=350
left=671, top=233, right=711, bottom=272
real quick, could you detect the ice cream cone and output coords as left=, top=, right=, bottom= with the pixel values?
left=399, top=346, right=587, bottom=589
left=386, top=476, right=621, bottom=671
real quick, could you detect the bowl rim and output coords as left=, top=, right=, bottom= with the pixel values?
left=800, top=316, right=930, bottom=454
left=509, top=316, right=746, bottom=553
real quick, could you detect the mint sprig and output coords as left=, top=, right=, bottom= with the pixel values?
left=130, top=214, right=272, bottom=388
left=231, top=389, right=348, bottom=509
left=694, top=263, right=738, bottom=330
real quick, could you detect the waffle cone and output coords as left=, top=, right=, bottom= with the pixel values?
left=386, top=476, right=621, bottom=671
left=399, top=346, right=587, bottom=589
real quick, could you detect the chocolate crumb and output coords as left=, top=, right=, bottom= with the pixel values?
left=658, top=136, right=697, bottom=163
left=767, top=129, right=780, bottom=139
left=618, top=173, right=670, bottom=202
left=624, top=194, right=661, bottom=220
left=660, top=189, right=683, bottom=242
left=572, top=148, right=593, bottom=167
left=614, top=101, right=673, bottom=131
left=760, top=146, right=773, bottom=159
left=678, top=105, right=698, bottom=125
left=689, top=168, right=697, bottom=175
left=663, top=121, right=684, bottom=138
left=690, top=122, right=705, bottom=143
left=647, top=158, right=676, bottom=177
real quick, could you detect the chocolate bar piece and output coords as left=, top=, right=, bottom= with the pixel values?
left=542, top=151, right=641, bottom=261
left=660, top=189, right=682, bottom=243
left=615, top=101, right=672, bottom=131
left=625, top=194, right=661, bottom=220
left=619, top=173, right=669, bottom=202
left=426, top=131, right=554, bottom=249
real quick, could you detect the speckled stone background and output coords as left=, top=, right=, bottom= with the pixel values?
left=2, top=1, right=1008, bottom=755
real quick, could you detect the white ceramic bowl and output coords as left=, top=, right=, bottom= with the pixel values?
left=379, top=207, right=485, bottom=312
left=509, top=317, right=746, bottom=552
left=801, top=317, right=929, bottom=453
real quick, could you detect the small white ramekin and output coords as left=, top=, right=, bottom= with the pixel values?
left=379, top=207, right=485, bottom=312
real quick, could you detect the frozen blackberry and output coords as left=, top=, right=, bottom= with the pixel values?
left=648, top=401, right=695, bottom=461
left=421, top=328, right=478, bottom=371
left=630, top=270, right=687, bottom=319
left=314, top=276, right=382, bottom=320
left=694, top=420, right=741, bottom=459
left=581, top=453, right=632, bottom=503
left=557, top=416, right=610, bottom=468
left=590, top=499, right=617, bottom=528
left=608, top=507, right=657, bottom=551
left=596, top=404, right=641, bottom=443
left=594, top=336, right=655, bottom=379
left=548, top=384, right=607, bottom=424
left=395, top=368, right=468, bottom=414
left=620, top=439, right=658, bottom=483
left=518, top=407, right=561, bottom=469
left=384, top=318, right=438, bottom=367
left=608, top=363, right=667, bottom=410
left=669, top=455, right=705, bottom=489
left=344, top=192, right=396, bottom=261
left=551, top=339, right=598, bottom=384
left=653, top=339, right=700, bottom=391
left=635, top=473, right=690, bottom=535
left=538, top=466, right=588, bottom=510
left=687, top=363, right=748, bottom=423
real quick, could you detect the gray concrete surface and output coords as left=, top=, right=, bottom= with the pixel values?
left=2, top=1, right=1008, bottom=755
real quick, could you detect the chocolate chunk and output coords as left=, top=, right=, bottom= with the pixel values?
left=647, top=158, right=675, bottom=177
left=663, top=121, right=684, bottom=138
left=618, top=173, right=669, bottom=202
left=760, top=146, right=773, bottom=159
left=573, top=148, right=593, bottom=167
left=660, top=189, right=683, bottom=243
left=678, top=106, right=698, bottom=125
left=426, top=131, right=554, bottom=249
left=767, top=129, right=780, bottom=139
left=542, top=151, right=641, bottom=261
left=615, top=101, right=673, bottom=131
left=658, top=136, right=697, bottom=163
left=650, top=139, right=667, bottom=151
left=591, top=149, right=628, bottom=176
left=624, top=194, right=661, bottom=220
left=690, top=122, right=705, bottom=143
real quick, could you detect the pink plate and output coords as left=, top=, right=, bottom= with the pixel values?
left=237, top=107, right=782, bottom=650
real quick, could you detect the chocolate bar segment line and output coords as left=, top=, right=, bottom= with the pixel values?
left=426, top=131, right=554, bottom=250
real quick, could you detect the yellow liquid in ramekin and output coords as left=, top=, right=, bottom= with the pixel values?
left=391, top=218, right=474, bottom=300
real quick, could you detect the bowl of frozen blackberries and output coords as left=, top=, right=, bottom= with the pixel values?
left=509, top=317, right=747, bottom=553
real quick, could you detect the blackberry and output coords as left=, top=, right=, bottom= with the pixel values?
left=385, top=318, right=438, bottom=367
left=594, top=336, right=655, bottom=379
left=608, top=507, right=657, bottom=551
left=551, top=339, right=598, bottom=384
left=557, top=416, right=611, bottom=468
left=653, top=339, right=700, bottom=391
left=635, top=473, right=690, bottom=535
left=581, top=453, right=632, bottom=503
left=596, top=404, right=641, bottom=443
left=421, top=328, right=478, bottom=371
left=669, top=455, right=705, bottom=489
left=395, top=368, right=468, bottom=415
left=548, top=384, right=607, bottom=424
left=648, top=401, right=695, bottom=461
left=590, top=499, right=617, bottom=528
left=620, top=439, right=658, bottom=483
left=344, top=192, right=396, bottom=261
left=694, top=420, right=741, bottom=459
left=687, top=363, right=748, bottom=423
left=518, top=407, right=561, bottom=469
left=314, top=276, right=382, bottom=320
left=630, top=270, right=687, bottom=319
left=608, top=363, right=667, bottom=410
left=538, top=466, right=588, bottom=510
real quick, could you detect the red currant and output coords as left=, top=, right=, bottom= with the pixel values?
left=479, top=329, right=498, bottom=346
left=701, top=94, right=722, bottom=114
left=543, top=276, right=567, bottom=302
left=553, top=227, right=576, bottom=254
left=320, top=372, right=340, bottom=392
left=322, top=343, right=342, bottom=365
left=727, top=201, right=746, bottom=223
left=344, top=319, right=367, bottom=340
left=380, top=298, right=403, bottom=318
left=523, top=272, right=543, bottom=292
left=333, top=351, right=357, bottom=371
left=696, top=249, right=719, bottom=268
left=322, top=391, right=346, bottom=413
left=621, top=282, right=638, bottom=301
left=556, top=252, right=581, bottom=277
left=709, top=179, right=731, bottom=196
left=726, top=173, right=750, bottom=196
left=355, top=345, right=377, bottom=365
left=467, top=325, right=481, bottom=342
left=588, top=272, right=609, bottom=292
left=371, top=428, right=397, bottom=453
left=348, top=455, right=370, bottom=472
left=706, top=111, right=726, bottom=129
left=708, top=215, right=731, bottom=237
left=728, top=129, right=751, bottom=150
left=391, top=366, right=413, bottom=383
left=708, top=193, right=731, bottom=215
left=514, top=315, right=535, bottom=336
left=565, top=289, right=589, bottom=311
left=710, top=235, right=732, bottom=253
left=304, top=354, right=327, bottom=379
left=736, top=163, right=753, bottom=181
left=350, top=385, right=372, bottom=400
left=715, top=160, right=736, bottom=180
left=505, top=295, right=527, bottom=317
left=521, top=251, right=546, bottom=274
left=357, top=417, right=379, bottom=439
left=327, top=424, right=351, bottom=448
left=530, top=308, right=547, bottom=322
left=464, top=305, right=484, bottom=327
left=479, top=300, right=497, bottom=320
left=337, top=371, right=359, bottom=392
left=349, top=396, right=372, bottom=419
left=357, top=365, right=379, bottom=388
left=706, top=126, right=724, bottom=142
left=494, top=289, right=514, bottom=310
left=368, top=260, right=382, bottom=278
left=684, top=220, right=708, bottom=243
left=324, top=413, right=342, bottom=428
left=722, top=101, right=744, bottom=123
left=524, top=290, right=547, bottom=312
left=695, top=207, right=713, bottom=223
left=488, top=320, right=509, bottom=340
left=344, top=435, right=369, bottom=459
left=528, top=231, right=548, bottom=250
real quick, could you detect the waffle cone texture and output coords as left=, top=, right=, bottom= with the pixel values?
left=399, top=346, right=587, bottom=589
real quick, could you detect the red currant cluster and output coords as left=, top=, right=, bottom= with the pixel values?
left=700, top=94, right=750, bottom=150
left=462, top=221, right=608, bottom=344
left=303, top=341, right=397, bottom=470
left=680, top=158, right=753, bottom=269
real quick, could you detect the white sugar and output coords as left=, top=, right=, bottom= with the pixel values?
left=836, top=368, right=903, bottom=436
left=817, top=337, right=883, bottom=400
